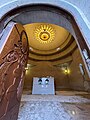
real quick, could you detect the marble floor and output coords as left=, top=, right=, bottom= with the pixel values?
left=18, top=91, right=90, bottom=120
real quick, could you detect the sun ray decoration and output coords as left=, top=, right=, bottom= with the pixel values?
left=34, top=24, right=55, bottom=44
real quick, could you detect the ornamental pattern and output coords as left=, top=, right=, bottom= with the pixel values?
left=34, top=24, right=55, bottom=44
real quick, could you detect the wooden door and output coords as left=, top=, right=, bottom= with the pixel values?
left=0, top=22, right=28, bottom=120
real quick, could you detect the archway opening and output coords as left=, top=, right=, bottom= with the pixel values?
left=22, top=22, right=89, bottom=93
left=0, top=4, right=90, bottom=120
left=18, top=22, right=90, bottom=120
left=1, top=4, right=90, bottom=77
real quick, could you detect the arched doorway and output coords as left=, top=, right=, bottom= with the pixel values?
left=0, top=4, right=90, bottom=76
left=0, top=4, right=90, bottom=120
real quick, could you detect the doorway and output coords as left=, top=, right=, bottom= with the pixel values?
left=0, top=4, right=90, bottom=120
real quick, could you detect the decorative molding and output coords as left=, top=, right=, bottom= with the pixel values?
left=34, top=24, right=55, bottom=44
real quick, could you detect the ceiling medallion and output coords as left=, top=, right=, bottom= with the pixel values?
left=34, top=24, right=55, bottom=44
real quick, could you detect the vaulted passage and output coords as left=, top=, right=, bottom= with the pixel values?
left=0, top=4, right=90, bottom=120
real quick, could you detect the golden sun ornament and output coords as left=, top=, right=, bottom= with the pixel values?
left=34, top=24, right=55, bottom=44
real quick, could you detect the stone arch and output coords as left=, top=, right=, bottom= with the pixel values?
left=0, top=2, right=90, bottom=77
left=0, top=0, right=90, bottom=45
left=0, top=1, right=90, bottom=120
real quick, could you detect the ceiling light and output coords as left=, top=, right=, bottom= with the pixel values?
left=25, top=67, right=28, bottom=70
left=56, top=48, right=60, bottom=51
left=27, top=64, right=31, bottom=67
left=34, top=24, right=55, bottom=44
left=64, top=68, right=70, bottom=74
left=29, top=47, right=33, bottom=50
left=25, top=64, right=30, bottom=70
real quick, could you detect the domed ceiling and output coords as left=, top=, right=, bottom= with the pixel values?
left=24, top=23, right=77, bottom=63
left=24, top=23, right=70, bottom=51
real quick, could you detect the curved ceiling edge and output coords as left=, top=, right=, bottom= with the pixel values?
left=28, top=41, right=77, bottom=61
left=29, top=34, right=73, bottom=55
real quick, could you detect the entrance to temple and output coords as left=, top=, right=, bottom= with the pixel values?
left=0, top=4, right=90, bottom=120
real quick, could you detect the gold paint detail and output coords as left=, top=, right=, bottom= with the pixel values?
left=34, top=24, right=55, bottom=43
left=40, top=32, right=50, bottom=41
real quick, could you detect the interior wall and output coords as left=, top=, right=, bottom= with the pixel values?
left=24, top=48, right=90, bottom=91
left=69, top=48, right=90, bottom=91
left=24, top=62, right=70, bottom=91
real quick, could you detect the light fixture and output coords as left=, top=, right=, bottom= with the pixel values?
left=65, top=69, right=68, bottom=73
left=25, top=67, right=28, bottom=70
left=29, top=47, right=33, bottom=51
left=27, top=64, right=30, bottom=67
left=56, top=47, right=60, bottom=51
left=34, top=24, right=55, bottom=44
left=25, top=64, right=30, bottom=70
left=64, top=67, right=70, bottom=74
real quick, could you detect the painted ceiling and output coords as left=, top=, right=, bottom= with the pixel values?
left=24, top=23, right=77, bottom=63
left=24, top=23, right=70, bottom=51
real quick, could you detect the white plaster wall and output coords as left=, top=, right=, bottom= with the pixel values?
left=0, top=0, right=90, bottom=23
left=64, top=0, right=90, bottom=23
